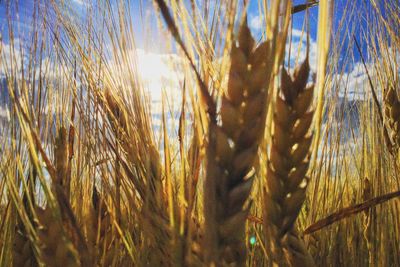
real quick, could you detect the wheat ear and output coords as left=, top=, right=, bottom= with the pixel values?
left=263, top=60, right=316, bottom=267
left=50, top=127, right=90, bottom=266
left=54, top=126, right=70, bottom=198
left=13, top=187, right=38, bottom=267
left=384, top=86, right=400, bottom=153
left=204, top=20, right=272, bottom=265
left=13, top=223, right=36, bottom=267
left=36, top=207, right=80, bottom=267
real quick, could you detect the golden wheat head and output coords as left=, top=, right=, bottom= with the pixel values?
left=204, top=20, right=272, bottom=266
left=384, top=86, right=400, bottom=153
left=263, top=59, right=316, bottom=267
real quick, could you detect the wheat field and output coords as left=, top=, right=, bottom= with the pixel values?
left=0, top=0, right=399, bottom=266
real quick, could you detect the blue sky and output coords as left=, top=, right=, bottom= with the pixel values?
left=0, top=0, right=387, bottom=103
left=0, top=0, right=372, bottom=69
left=0, top=0, right=356, bottom=49
left=0, top=1, right=365, bottom=44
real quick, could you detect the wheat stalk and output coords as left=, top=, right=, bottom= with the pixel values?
left=103, top=87, right=172, bottom=265
left=90, top=186, right=115, bottom=266
left=203, top=20, right=272, bottom=266
left=263, top=60, right=315, bottom=267
left=362, top=177, right=373, bottom=265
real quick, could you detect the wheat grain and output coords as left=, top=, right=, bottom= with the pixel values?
left=36, top=207, right=80, bottom=267
left=204, top=20, right=272, bottom=266
left=263, top=60, right=315, bottom=267
left=384, top=86, right=400, bottom=153
left=13, top=223, right=36, bottom=267
left=54, top=126, right=70, bottom=198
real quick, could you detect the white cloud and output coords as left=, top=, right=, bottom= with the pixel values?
left=249, top=15, right=306, bottom=40
left=72, top=0, right=85, bottom=5
left=285, top=35, right=318, bottom=73
left=291, top=28, right=305, bottom=39
left=329, top=44, right=400, bottom=102
left=244, top=21, right=317, bottom=73
left=0, top=39, right=24, bottom=77
left=333, top=45, right=399, bottom=101
left=0, top=105, right=10, bottom=121
left=105, top=48, right=186, bottom=118
left=135, top=49, right=184, bottom=103
left=250, top=15, right=263, bottom=31
left=332, top=62, right=376, bottom=101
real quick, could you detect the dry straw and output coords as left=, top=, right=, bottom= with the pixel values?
left=4, top=0, right=400, bottom=266
left=362, top=177, right=373, bottom=264
left=91, top=187, right=114, bottom=266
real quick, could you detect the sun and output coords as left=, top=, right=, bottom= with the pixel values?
left=135, top=49, right=184, bottom=103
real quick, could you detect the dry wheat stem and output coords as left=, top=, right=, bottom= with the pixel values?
left=362, top=177, right=374, bottom=265
left=91, top=187, right=115, bottom=266
left=263, top=59, right=316, bottom=267
left=103, top=87, right=172, bottom=265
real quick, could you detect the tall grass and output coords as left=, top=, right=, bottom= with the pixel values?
left=0, top=0, right=399, bottom=266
